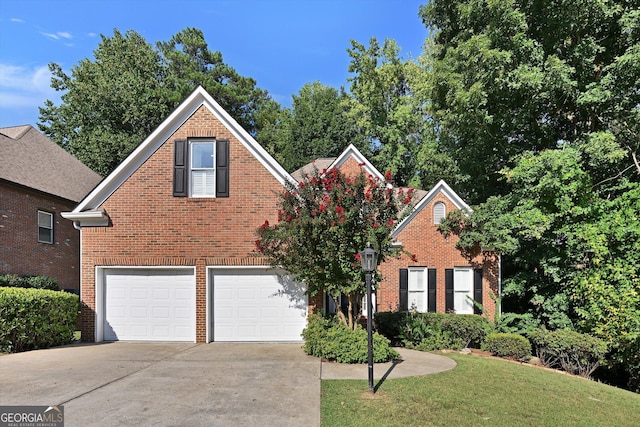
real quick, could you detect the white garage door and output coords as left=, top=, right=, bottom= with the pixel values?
left=104, top=269, right=195, bottom=341
left=212, top=270, right=307, bottom=342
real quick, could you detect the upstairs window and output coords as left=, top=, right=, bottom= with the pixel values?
left=38, top=210, right=53, bottom=244
left=190, top=141, right=216, bottom=197
left=173, top=139, right=229, bottom=198
left=434, top=202, right=446, bottom=224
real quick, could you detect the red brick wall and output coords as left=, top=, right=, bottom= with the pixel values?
left=377, top=195, right=498, bottom=319
left=332, top=158, right=499, bottom=319
left=79, top=106, right=283, bottom=342
left=0, top=182, right=80, bottom=290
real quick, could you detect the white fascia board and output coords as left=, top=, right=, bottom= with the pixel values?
left=71, top=86, right=295, bottom=213
left=391, top=180, right=472, bottom=238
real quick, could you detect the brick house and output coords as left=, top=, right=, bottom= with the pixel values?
left=0, top=125, right=102, bottom=291
left=293, top=145, right=500, bottom=320
left=64, top=86, right=498, bottom=343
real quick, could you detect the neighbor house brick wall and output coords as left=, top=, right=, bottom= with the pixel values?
left=79, top=106, right=283, bottom=342
left=0, top=181, right=80, bottom=290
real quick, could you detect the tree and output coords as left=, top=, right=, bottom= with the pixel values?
left=255, top=167, right=414, bottom=329
left=39, top=28, right=277, bottom=176
left=273, top=82, right=366, bottom=172
left=38, top=29, right=168, bottom=176
left=156, top=27, right=273, bottom=137
left=424, top=0, right=640, bottom=390
left=347, top=38, right=425, bottom=187
left=421, top=0, right=640, bottom=204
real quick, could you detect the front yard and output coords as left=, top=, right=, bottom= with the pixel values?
left=321, top=353, right=640, bottom=427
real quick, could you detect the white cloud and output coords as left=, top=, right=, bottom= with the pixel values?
left=41, top=31, right=59, bottom=40
left=0, top=63, right=59, bottom=110
left=10, top=18, right=25, bottom=23
left=39, top=31, right=73, bottom=41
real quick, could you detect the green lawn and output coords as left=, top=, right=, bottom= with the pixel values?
left=321, top=353, right=640, bottom=427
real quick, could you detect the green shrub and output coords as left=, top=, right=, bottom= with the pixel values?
left=442, top=314, right=488, bottom=348
left=413, top=329, right=465, bottom=352
left=374, top=311, right=409, bottom=345
left=375, top=311, right=487, bottom=350
left=0, top=274, right=59, bottom=290
left=482, top=333, right=532, bottom=362
left=401, top=312, right=448, bottom=346
left=302, top=314, right=399, bottom=363
left=528, top=329, right=607, bottom=378
left=0, top=287, right=78, bottom=352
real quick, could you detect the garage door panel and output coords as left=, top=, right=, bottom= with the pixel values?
left=213, top=271, right=307, bottom=342
left=104, top=269, right=195, bottom=342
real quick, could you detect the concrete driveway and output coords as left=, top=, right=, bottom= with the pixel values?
left=0, top=342, right=320, bottom=426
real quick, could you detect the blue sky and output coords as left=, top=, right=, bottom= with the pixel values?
left=0, top=0, right=428, bottom=128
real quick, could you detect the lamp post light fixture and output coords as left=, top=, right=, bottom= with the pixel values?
left=359, top=246, right=379, bottom=393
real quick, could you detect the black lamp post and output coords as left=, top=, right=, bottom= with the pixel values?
left=360, top=246, right=378, bottom=393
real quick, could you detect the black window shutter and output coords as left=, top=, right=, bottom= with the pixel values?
left=399, top=269, right=408, bottom=311
left=173, top=140, right=187, bottom=197
left=445, top=269, right=454, bottom=313
left=216, top=140, right=229, bottom=197
left=427, top=269, right=437, bottom=313
left=474, top=268, right=483, bottom=314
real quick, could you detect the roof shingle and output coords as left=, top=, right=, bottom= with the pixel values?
left=0, top=125, right=102, bottom=202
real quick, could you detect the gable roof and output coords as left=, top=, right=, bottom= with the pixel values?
left=330, top=144, right=386, bottom=182
left=68, top=86, right=295, bottom=216
left=291, top=144, right=387, bottom=184
left=0, top=125, right=102, bottom=202
left=392, top=179, right=471, bottom=238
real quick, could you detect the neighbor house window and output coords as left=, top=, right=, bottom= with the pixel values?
left=434, top=202, right=446, bottom=224
left=190, top=141, right=216, bottom=197
left=38, top=210, right=53, bottom=244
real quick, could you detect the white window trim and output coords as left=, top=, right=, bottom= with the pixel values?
left=454, top=267, right=474, bottom=314
left=37, top=210, right=53, bottom=244
left=434, top=202, right=446, bottom=224
left=189, top=140, right=216, bottom=198
left=408, top=267, right=428, bottom=312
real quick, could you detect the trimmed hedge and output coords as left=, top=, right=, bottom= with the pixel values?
left=482, top=333, right=532, bottom=362
left=0, top=274, right=59, bottom=290
left=528, top=329, right=607, bottom=378
left=0, top=287, right=78, bottom=352
left=375, top=311, right=488, bottom=350
left=302, top=314, right=399, bottom=363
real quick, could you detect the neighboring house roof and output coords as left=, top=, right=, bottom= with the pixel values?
left=291, top=144, right=387, bottom=184
left=291, top=157, right=335, bottom=182
left=0, top=125, right=102, bottom=203
left=67, top=86, right=295, bottom=220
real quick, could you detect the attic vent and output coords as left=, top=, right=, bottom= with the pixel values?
left=434, top=202, right=446, bottom=224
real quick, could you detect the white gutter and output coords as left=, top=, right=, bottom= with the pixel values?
left=61, top=209, right=109, bottom=228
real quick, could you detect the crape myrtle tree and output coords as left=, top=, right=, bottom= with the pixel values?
left=255, top=167, right=415, bottom=330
